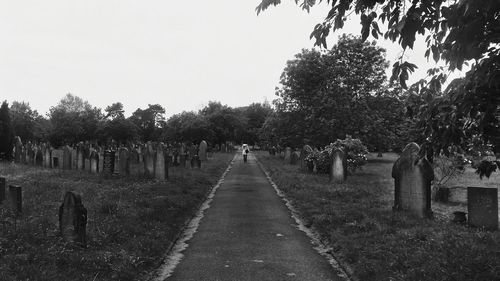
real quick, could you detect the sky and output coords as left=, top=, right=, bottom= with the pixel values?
left=0, top=1, right=464, bottom=118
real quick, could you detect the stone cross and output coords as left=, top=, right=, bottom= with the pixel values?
left=59, top=191, right=87, bottom=246
left=391, top=142, right=434, bottom=218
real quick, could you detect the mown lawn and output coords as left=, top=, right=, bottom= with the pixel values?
left=256, top=151, right=500, bottom=281
left=0, top=152, right=234, bottom=281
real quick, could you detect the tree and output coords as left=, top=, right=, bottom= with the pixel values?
left=0, top=101, right=14, bottom=160
left=199, top=101, right=246, bottom=145
left=104, top=102, right=125, bottom=119
left=49, top=93, right=103, bottom=146
left=270, top=35, right=403, bottom=148
left=236, top=102, right=273, bottom=145
left=10, top=101, right=40, bottom=142
left=163, top=111, right=214, bottom=144
left=129, top=104, right=166, bottom=141
left=257, top=0, right=500, bottom=174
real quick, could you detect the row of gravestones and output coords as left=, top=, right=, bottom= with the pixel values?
left=270, top=142, right=498, bottom=230
left=13, top=139, right=212, bottom=180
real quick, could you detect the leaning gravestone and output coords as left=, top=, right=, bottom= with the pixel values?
left=467, top=187, right=498, bottom=230
left=59, top=191, right=87, bottom=246
left=284, top=147, right=292, bottom=163
left=155, top=143, right=167, bottom=180
left=118, top=147, right=129, bottom=175
left=329, top=148, right=347, bottom=183
left=391, top=142, right=434, bottom=218
left=199, top=140, right=208, bottom=161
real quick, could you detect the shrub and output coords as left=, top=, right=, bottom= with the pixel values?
left=305, top=136, right=369, bottom=174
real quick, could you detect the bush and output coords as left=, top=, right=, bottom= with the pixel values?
left=305, top=135, right=369, bottom=174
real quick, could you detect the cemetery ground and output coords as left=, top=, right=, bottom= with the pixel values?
left=256, top=151, right=500, bottom=281
left=0, top=152, right=234, bottom=281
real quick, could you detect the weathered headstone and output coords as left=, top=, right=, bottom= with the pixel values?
left=52, top=149, right=64, bottom=169
left=284, top=147, right=292, bottom=163
left=90, top=151, right=99, bottom=173
left=118, top=147, right=130, bottom=175
left=58, top=191, right=87, bottom=246
left=199, top=140, right=208, bottom=161
left=14, top=136, right=22, bottom=163
left=144, top=142, right=155, bottom=177
left=103, top=150, right=115, bottom=175
left=71, top=148, right=78, bottom=170
left=35, top=148, right=43, bottom=166
left=391, top=142, right=434, bottom=218
left=77, top=143, right=84, bottom=170
left=329, top=148, right=347, bottom=183
left=63, top=146, right=72, bottom=170
left=290, top=150, right=300, bottom=165
left=0, top=177, right=5, bottom=204
left=9, top=185, right=22, bottom=214
left=98, top=150, right=104, bottom=173
left=191, top=155, right=201, bottom=169
left=180, top=151, right=188, bottom=168
left=221, top=143, right=227, bottom=153
left=467, top=187, right=498, bottom=230
left=155, top=143, right=167, bottom=180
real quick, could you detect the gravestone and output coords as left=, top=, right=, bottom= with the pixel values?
left=103, top=150, right=115, bottom=175
left=284, top=147, right=292, bottom=163
left=58, top=191, right=87, bottom=246
left=63, top=146, right=72, bottom=170
left=199, top=140, right=208, bottom=161
left=329, top=148, right=347, bottom=183
left=9, top=185, right=22, bottom=214
left=71, top=148, right=78, bottom=170
left=14, top=136, right=22, bottom=163
left=180, top=151, right=188, bottom=168
left=467, top=187, right=498, bottom=230
left=191, top=155, right=201, bottom=169
left=52, top=149, right=64, bottom=169
left=35, top=148, right=43, bottom=166
left=290, top=150, right=300, bottom=165
left=300, top=145, right=313, bottom=170
left=155, top=143, right=167, bottom=180
left=188, top=144, right=197, bottom=161
left=144, top=142, right=155, bottom=177
left=118, top=147, right=129, bottom=175
left=129, top=148, right=142, bottom=176
left=391, top=142, right=434, bottom=218
left=98, top=150, right=104, bottom=173
left=221, top=143, right=227, bottom=153
left=90, top=151, right=99, bottom=173
left=0, top=177, right=5, bottom=203
left=77, top=143, right=84, bottom=170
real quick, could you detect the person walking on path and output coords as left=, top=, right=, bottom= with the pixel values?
left=242, top=144, right=249, bottom=163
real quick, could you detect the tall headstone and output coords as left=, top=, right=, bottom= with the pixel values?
left=155, top=143, right=167, bottom=180
left=43, top=145, right=51, bottom=168
left=14, top=136, right=22, bottom=163
left=71, top=148, right=78, bottom=170
left=284, top=147, right=292, bottom=163
left=391, top=142, right=434, bottom=218
left=52, top=149, right=64, bottom=169
left=90, top=150, right=99, bottom=174
left=59, top=192, right=87, bottom=246
left=221, top=143, right=227, bottom=153
left=103, top=150, right=115, bottom=176
left=129, top=148, right=142, bottom=176
left=118, top=147, right=130, bottom=175
left=329, top=148, right=347, bottom=183
left=144, top=142, right=155, bottom=177
left=467, top=187, right=498, bottom=230
left=35, top=147, right=43, bottom=166
left=199, top=140, right=208, bottom=161
left=77, top=143, right=84, bottom=170
left=63, top=146, right=72, bottom=170
left=0, top=177, right=5, bottom=204
left=9, top=185, right=22, bottom=214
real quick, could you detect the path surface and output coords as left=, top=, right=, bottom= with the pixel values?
left=165, top=153, right=342, bottom=281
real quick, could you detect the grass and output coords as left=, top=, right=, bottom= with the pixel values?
left=0, top=152, right=234, bottom=281
left=256, top=151, right=500, bottom=281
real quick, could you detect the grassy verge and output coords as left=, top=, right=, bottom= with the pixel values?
left=256, top=151, right=500, bottom=281
left=0, top=152, right=234, bottom=281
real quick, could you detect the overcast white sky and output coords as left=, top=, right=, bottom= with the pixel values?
left=0, top=1, right=463, bottom=118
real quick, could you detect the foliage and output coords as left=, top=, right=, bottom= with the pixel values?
left=269, top=35, right=408, bottom=149
left=163, top=111, right=214, bottom=144
left=199, top=101, right=246, bottom=145
left=432, top=153, right=470, bottom=186
left=305, top=136, right=369, bottom=174
left=236, top=102, right=273, bottom=145
left=0, top=101, right=14, bottom=160
left=129, top=104, right=166, bottom=142
left=9, top=101, right=41, bottom=142
left=257, top=0, right=500, bottom=177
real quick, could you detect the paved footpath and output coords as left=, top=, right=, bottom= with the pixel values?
left=165, top=153, right=342, bottom=281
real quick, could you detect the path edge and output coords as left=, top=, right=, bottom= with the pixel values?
left=148, top=154, right=237, bottom=281
left=255, top=156, right=357, bottom=281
